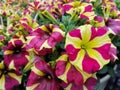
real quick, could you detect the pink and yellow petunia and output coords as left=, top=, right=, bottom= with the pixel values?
left=90, top=16, right=105, bottom=27
left=55, top=53, right=92, bottom=84
left=63, top=1, right=95, bottom=21
left=102, top=0, right=120, bottom=19
left=55, top=53, right=97, bottom=90
left=19, top=14, right=39, bottom=33
left=65, top=24, right=115, bottom=74
left=61, top=76, right=97, bottom=90
left=28, top=0, right=46, bottom=13
left=26, top=24, right=65, bottom=55
left=85, top=0, right=96, bottom=2
left=4, top=39, right=29, bottom=69
left=0, top=61, right=22, bottom=90
left=26, top=59, right=60, bottom=90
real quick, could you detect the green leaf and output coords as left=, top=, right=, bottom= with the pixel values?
left=98, top=66, right=108, bottom=74
left=112, top=35, right=120, bottom=47
left=108, top=67, right=115, bottom=77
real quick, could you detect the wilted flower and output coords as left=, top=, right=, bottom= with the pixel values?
left=26, top=59, right=60, bottom=90
left=65, top=24, right=114, bottom=74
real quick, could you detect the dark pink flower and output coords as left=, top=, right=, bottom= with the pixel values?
left=4, top=39, right=29, bottom=69
left=55, top=53, right=92, bottom=85
left=0, top=61, right=22, bottom=90
left=61, top=76, right=97, bottom=90
left=26, top=60, right=60, bottom=90
left=26, top=24, right=65, bottom=55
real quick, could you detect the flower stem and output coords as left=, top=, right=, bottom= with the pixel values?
left=34, top=12, right=39, bottom=22
left=0, top=16, right=4, bottom=26
left=42, top=10, right=59, bottom=25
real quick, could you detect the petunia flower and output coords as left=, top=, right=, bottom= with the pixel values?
left=0, top=3, right=13, bottom=16
left=105, top=18, right=120, bottom=35
left=109, top=44, right=117, bottom=62
left=55, top=53, right=92, bottom=84
left=63, top=1, right=95, bottom=21
left=65, top=24, right=114, bottom=74
left=90, top=16, right=105, bottom=27
left=61, top=76, right=98, bottom=90
left=0, top=35, right=4, bottom=49
left=85, top=0, right=96, bottom=2
left=26, top=24, right=65, bottom=55
left=28, top=0, right=46, bottom=13
left=43, top=0, right=65, bottom=18
left=102, top=0, right=120, bottom=19
left=4, top=39, right=29, bottom=69
left=26, top=59, right=60, bottom=90
left=0, top=61, right=22, bottom=90
left=19, top=14, right=39, bottom=33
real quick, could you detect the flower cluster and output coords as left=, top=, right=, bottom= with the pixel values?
left=0, top=0, right=119, bottom=90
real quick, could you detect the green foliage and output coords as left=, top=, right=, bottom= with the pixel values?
left=0, top=50, right=4, bottom=61
left=92, top=1, right=104, bottom=16
left=112, top=35, right=120, bottom=47
left=115, top=0, right=120, bottom=10
left=97, top=66, right=108, bottom=74
left=59, top=14, right=86, bottom=33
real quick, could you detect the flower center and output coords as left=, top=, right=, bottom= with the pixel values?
left=47, top=75, right=52, bottom=79
left=81, top=44, right=86, bottom=49
left=45, top=74, right=52, bottom=80
left=14, top=47, right=21, bottom=54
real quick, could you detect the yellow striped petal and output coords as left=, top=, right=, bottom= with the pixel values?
left=39, top=40, right=51, bottom=50
left=0, top=61, right=4, bottom=69
left=86, top=34, right=111, bottom=48
left=64, top=83, right=72, bottom=90
left=8, top=73, right=22, bottom=84
left=0, top=75, right=5, bottom=90
left=31, top=66, right=46, bottom=76
left=26, top=83, right=39, bottom=90
left=40, top=25, right=50, bottom=33
left=78, top=25, right=92, bottom=44
left=53, top=28, right=65, bottom=37
left=86, top=49, right=110, bottom=68
left=70, top=49, right=85, bottom=70
left=8, top=61, right=16, bottom=70
left=4, top=50, right=14, bottom=55
left=58, top=63, right=71, bottom=83
left=65, top=34, right=82, bottom=48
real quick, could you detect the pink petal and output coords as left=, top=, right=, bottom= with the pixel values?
left=94, top=44, right=111, bottom=60
left=5, top=74, right=21, bottom=90
left=67, top=66, right=84, bottom=85
left=85, top=77, right=98, bottom=90
left=82, top=55, right=100, bottom=74
left=69, top=29, right=82, bottom=39
left=66, top=44, right=80, bottom=61
left=55, top=61, right=66, bottom=76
